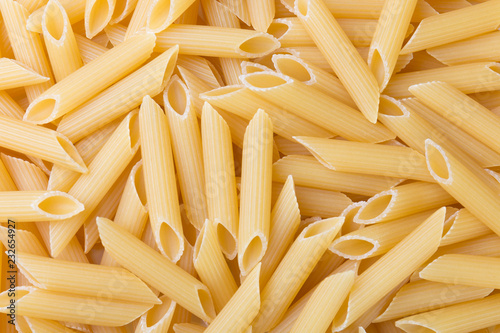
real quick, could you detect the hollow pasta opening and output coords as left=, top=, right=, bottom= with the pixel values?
left=379, top=97, right=405, bottom=116
left=148, top=0, right=171, bottom=31
left=275, top=57, right=312, bottom=82
left=88, top=0, right=111, bottom=37
left=333, top=238, right=376, bottom=258
left=239, top=36, right=278, bottom=56
left=267, top=22, right=289, bottom=39
left=243, top=73, right=288, bottom=89
left=26, top=98, right=56, bottom=123
left=37, top=193, right=81, bottom=216
left=160, top=222, right=181, bottom=261
left=44, top=1, right=65, bottom=40
left=426, top=144, right=450, bottom=180
left=146, top=297, right=172, bottom=327
left=357, top=194, right=393, bottom=222
left=241, top=236, right=264, bottom=273
left=217, top=222, right=237, bottom=258
left=166, top=79, right=188, bottom=115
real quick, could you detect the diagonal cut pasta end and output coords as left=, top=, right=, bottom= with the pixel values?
left=329, top=235, right=380, bottom=260
left=240, top=72, right=292, bottom=91
left=32, top=191, right=85, bottom=220
left=85, top=0, right=114, bottom=39
left=24, top=95, right=59, bottom=124
left=239, top=232, right=268, bottom=277
left=354, top=189, right=397, bottom=225
left=272, top=54, right=316, bottom=85
left=425, top=139, right=453, bottom=186
left=237, top=33, right=281, bottom=58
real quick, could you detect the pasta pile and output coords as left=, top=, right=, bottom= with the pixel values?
left=1, top=0, right=500, bottom=332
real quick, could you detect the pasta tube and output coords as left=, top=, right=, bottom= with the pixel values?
left=146, top=0, right=197, bottom=32
left=97, top=217, right=216, bottom=323
left=85, top=0, right=115, bottom=38
left=74, top=33, right=108, bottom=64
left=24, top=32, right=155, bottom=124
left=440, top=208, right=492, bottom=247
left=238, top=109, right=273, bottom=276
left=135, top=295, right=176, bottom=333
left=26, top=0, right=85, bottom=33
left=0, top=227, right=48, bottom=256
left=23, top=318, right=80, bottom=333
left=248, top=0, right=274, bottom=32
left=139, top=96, right=184, bottom=262
left=0, top=58, right=49, bottom=90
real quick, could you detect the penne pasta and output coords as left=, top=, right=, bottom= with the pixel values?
left=260, top=176, right=301, bottom=285
left=252, top=217, right=343, bottom=332
left=177, top=55, right=223, bottom=89
left=42, top=0, right=83, bottom=82
left=24, top=317, right=81, bottom=333
left=194, top=219, right=238, bottom=312
left=146, top=0, right=197, bottom=33
left=26, top=0, right=85, bottom=33
left=85, top=0, right=115, bottom=38
left=0, top=286, right=153, bottom=326
left=97, top=217, right=216, bottom=323
left=368, top=0, right=418, bottom=90
left=238, top=109, right=273, bottom=276
left=110, top=0, right=139, bottom=24
left=295, top=136, right=434, bottom=182
left=0, top=0, right=54, bottom=102
left=248, top=0, right=274, bottom=32
left=139, top=96, right=184, bottom=262
left=175, top=0, right=199, bottom=24
left=354, top=182, right=456, bottom=225
left=124, top=0, right=153, bottom=40
left=57, top=45, right=178, bottom=143
left=400, top=50, right=444, bottom=72
left=16, top=252, right=159, bottom=303
left=75, top=33, right=109, bottom=64
left=274, top=155, right=403, bottom=196
left=425, top=139, right=500, bottom=237
left=427, top=31, right=500, bottom=66
left=384, top=62, right=500, bottom=98
left=133, top=295, right=176, bottom=333
left=0, top=157, right=16, bottom=191
left=410, top=81, right=500, bottom=157
left=24, top=32, right=155, bottom=124
left=274, top=136, right=311, bottom=156
left=401, top=0, right=500, bottom=54
left=201, top=103, right=239, bottom=259
left=0, top=191, right=84, bottom=222
left=440, top=208, right=492, bottom=247
left=0, top=227, right=48, bottom=256
left=420, top=254, right=500, bottom=289
left=0, top=58, right=50, bottom=90
left=295, top=0, right=380, bottom=123
left=291, top=271, right=355, bottom=333
left=240, top=72, right=393, bottom=142
left=164, top=76, right=208, bottom=231
left=49, top=111, right=140, bottom=257
left=155, top=25, right=280, bottom=58
left=174, top=323, right=206, bottom=333
left=331, top=208, right=445, bottom=331
left=0, top=91, right=24, bottom=120
left=200, top=84, right=334, bottom=141
left=396, top=293, right=500, bottom=333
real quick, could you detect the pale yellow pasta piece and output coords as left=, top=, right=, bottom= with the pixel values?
left=425, top=139, right=500, bottom=237
left=0, top=91, right=24, bottom=120
left=295, top=136, right=434, bottom=182
left=273, top=136, right=311, bottom=156
left=124, top=0, right=154, bottom=40
left=26, top=0, right=85, bottom=33
left=155, top=25, right=280, bottom=58
left=177, top=55, right=223, bottom=89
left=201, top=103, right=239, bottom=259
left=74, top=34, right=109, bottom=64
left=410, top=81, right=500, bottom=157
left=384, top=62, right=500, bottom=98
left=42, top=0, right=83, bottom=82
left=248, top=0, right=274, bottom=32
left=24, top=317, right=80, bottom=333
left=260, top=176, right=301, bottom=285
left=173, top=323, right=206, bottom=333
left=134, top=295, right=176, bottom=333
left=0, top=58, right=49, bottom=90
left=0, top=227, right=47, bottom=256
left=140, top=96, right=184, bottom=262
left=97, top=217, right=216, bottom=323
left=267, top=17, right=314, bottom=47
left=110, top=0, right=139, bottom=24
left=401, top=50, right=444, bottom=72
left=24, top=32, right=155, bottom=124
left=217, top=0, right=250, bottom=25
left=57, top=45, right=178, bottom=143
left=0, top=0, right=54, bottom=102
left=440, top=208, right=492, bottom=247
left=273, top=155, right=403, bottom=196
left=194, top=219, right=238, bottom=312
left=238, top=109, right=273, bottom=276
left=354, top=182, right=456, bottom=225
left=85, top=0, right=116, bottom=38
left=291, top=271, right=355, bottom=333
left=295, top=0, right=380, bottom=123
left=0, top=157, right=16, bottom=191
left=252, top=217, right=343, bottom=332
left=331, top=208, right=445, bottom=331
left=164, top=76, right=208, bottom=231
left=420, top=254, right=500, bottom=289
left=146, top=0, right=197, bottom=32
left=49, top=112, right=140, bottom=257
left=175, top=0, right=199, bottom=24
left=401, top=0, right=500, bottom=54
left=240, top=72, right=393, bottom=142
left=368, top=0, right=418, bottom=90
left=0, top=287, right=153, bottom=326
left=396, top=294, right=500, bottom=333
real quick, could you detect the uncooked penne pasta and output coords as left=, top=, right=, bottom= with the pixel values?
left=0, top=227, right=48, bottom=256
left=42, top=0, right=83, bottom=82
left=440, top=208, right=492, bottom=247
left=0, top=58, right=49, bottom=90
left=396, top=293, right=500, bottom=333
left=240, top=72, right=393, bottom=142
left=295, top=136, right=434, bottom=182
left=425, top=139, right=500, bottom=237
left=238, top=109, right=273, bottom=276
left=201, top=102, right=239, bottom=259
left=248, top=0, right=274, bottom=32
left=0, top=287, right=153, bottom=326
left=97, top=217, right=216, bottom=323
left=123, top=0, right=153, bottom=40
left=0, top=91, right=24, bottom=120
left=260, top=176, right=301, bottom=285
left=155, top=25, right=280, bottom=58
left=274, top=136, right=311, bottom=156
left=85, top=0, right=115, bottom=38
left=194, top=219, right=238, bottom=312
left=0, top=157, right=16, bottom=191
left=0, top=191, right=83, bottom=222
left=24, top=32, right=155, bottom=124
left=74, top=34, right=109, bottom=64
left=16, top=252, right=159, bottom=303
left=49, top=112, right=140, bottom=257
left=26, top=0, right=85, bottom=33
left=23, top=317, right=80, bottom=333
left=164, top=76, right=208, bottom=231
left=401, top=0, right=500, bottom=54
left=354, top=182, right=456, bottom=224
left=135, top=295, right=176, bottom=333
left=273, top=155, right=403, bottom=196
left=177, top=55, right=223, bottom=89
left=374, top=279, right=492, bottom=323
left=0, top=0, right=54, bottom=102
left=110, top=0, right=139, bottom=24
left=368, top=0, right=418, bottom=90
left=384, top=62, right=500, bottom=98
left=331, top=208, right=445, bottom=331
left=295, top=0, right=380, bottom=123
left=146, top=0, right=197, bottom=32
left=57, top=46, right=178, bottom=143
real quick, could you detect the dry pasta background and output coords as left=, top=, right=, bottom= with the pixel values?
left=0, top=0, right=500, bottom=332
